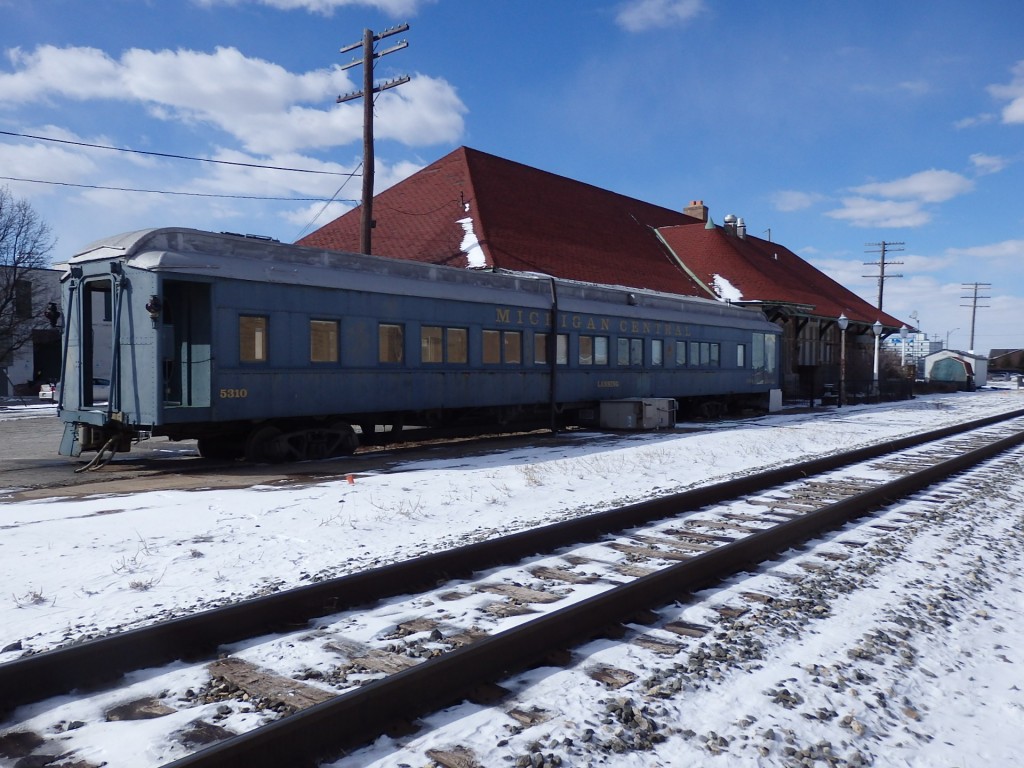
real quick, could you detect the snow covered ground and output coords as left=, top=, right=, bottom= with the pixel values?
left=2, top=389, right=1023, bottom=767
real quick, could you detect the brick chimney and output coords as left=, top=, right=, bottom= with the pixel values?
left=684, top=200, right=708, bottom=222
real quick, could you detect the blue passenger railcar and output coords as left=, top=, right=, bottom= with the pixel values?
left=55, top=228, right=781, bottom=461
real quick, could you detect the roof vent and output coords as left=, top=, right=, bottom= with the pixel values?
left=723, top=214, right=738, bottom=235
left=736, top=217, right=746, bottom=239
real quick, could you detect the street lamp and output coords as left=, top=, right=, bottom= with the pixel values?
left=900, top=324, right=909, bottom=367
left=872, top=319, right=883, bottom=400
left=837, top=313, right=849, bottom=407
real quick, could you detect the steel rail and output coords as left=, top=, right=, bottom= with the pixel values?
left=163, top=418, right=1024, bottom=768
left=2, top=408, right=1023, bottom=718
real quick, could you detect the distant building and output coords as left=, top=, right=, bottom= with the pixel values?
left=0, top=266, right=62, bottom=396
left=299, top=146, right=908, bottom=401
left=987, top=348, right=1024, bottom=372
left=923, top=349, right=988, bottom=389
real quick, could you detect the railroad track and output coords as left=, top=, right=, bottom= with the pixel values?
left=3, top=409, right=1024, bottom=767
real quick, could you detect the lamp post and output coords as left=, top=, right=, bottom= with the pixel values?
left=872, top=319, right=883, bottom=400
left=837, top=313, right=848, bottom=407
left=899, top=324, right=909, bottom=367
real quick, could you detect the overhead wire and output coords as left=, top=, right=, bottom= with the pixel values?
left=0, top=130, right=360, bottom=204
left=0, top=175, right=355, bottom=202
left=0, top=130, right=359, bottom=177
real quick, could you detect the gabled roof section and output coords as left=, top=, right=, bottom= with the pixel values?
left=657, top=223, right=904, bottom=328
left=297, top=146, right=708, bottom=296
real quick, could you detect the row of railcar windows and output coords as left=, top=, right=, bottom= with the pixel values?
left=239, top=316, right=743, bottom=369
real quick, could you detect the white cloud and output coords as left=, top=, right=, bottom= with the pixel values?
left=193, top=0, right=430, bottom=16
left=824, top=197, right=931, bottom=228
left=953, top=113, right=996, bottom=130
left=616, top=0, right=706, bottom=32
left=849, top=169, right=973, bottom=203
left=946, top=239, right=1024, bottom=262
left=969, top=153, right=1008, bottom=176
left=987, top=59, right=1024, bottom=124
left=285, top=200, right=354, bottom=234
left=852, top=80, right=931, bottom=97
left=1, top=45, right=124, bottom=102
left=0, top=45, right=465, bottom=155
left=770, top=190, right=823, bottom=212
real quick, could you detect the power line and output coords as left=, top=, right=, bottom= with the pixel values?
left=0, top=129, right=359, bottom=178
left=0, top=174, right=355, bottom=202
left=294, top=163, right=363, bottom=240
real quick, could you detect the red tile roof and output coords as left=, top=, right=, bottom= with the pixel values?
left=298, top=146, right=904, bottom=330
left=656, top=223, right=903, bottom=328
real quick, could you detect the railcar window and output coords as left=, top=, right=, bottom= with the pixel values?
left=483, top=330, right=501, bottom=363
left=484, top=329, right=521, bottom=364
left=675, top=340, right=687, bottom=365
left=535, top=333, right=569, bottom=364
left=579, top=336, right=609, bottom=365
left=422, top=326, right=468, bottom=364
left=240, top=315, right=268, bottom=362
left=652, top=339, right=663, bottom=366
left=630, top=338, right=643, bottom=366
left=579, top=336, right=593, bottom=365
left=421, top=326, right=443, bottom=363
left=752, top=333, right=777, bottom=383
left=737, top=344, right=746, bottom=367
left=379, top=323, right=404, bottom=363
left=534, top=333, right=547, bottom=364
left=310, top=320, right=339, bottom=362
left=688, top=341, right=721, bottom=367
left=616, top=337, right=644, bottom=366
left=447, top=328, right=468, bottom=363
left=504, top=331, right=522, bottom=364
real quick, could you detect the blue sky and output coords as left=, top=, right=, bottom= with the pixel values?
left=1, top=0, right=1022, bottom=355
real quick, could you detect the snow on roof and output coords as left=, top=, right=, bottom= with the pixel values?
left=712, top=273, right=743, bottom=302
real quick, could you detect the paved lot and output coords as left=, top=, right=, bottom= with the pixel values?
left=0, top=403, right=206, bottom=499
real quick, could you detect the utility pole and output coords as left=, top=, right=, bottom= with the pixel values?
left=863, top=241, right=904, bottom=312
left=960, top=281, right=991, bottom=352
left=338, top=24, right=410, bottom=255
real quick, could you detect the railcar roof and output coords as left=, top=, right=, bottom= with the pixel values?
left=66, top=227, right=778, bottom=330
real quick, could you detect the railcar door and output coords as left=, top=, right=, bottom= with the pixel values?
left=160, top=281, right=211, bottom=408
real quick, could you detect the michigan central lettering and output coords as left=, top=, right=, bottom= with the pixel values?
left=495, top=307, right=688, bottom=337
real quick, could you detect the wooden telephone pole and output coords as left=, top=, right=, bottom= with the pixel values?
left=961, top=281, right=991, bottom=352
left=863, top=241, right=904, bottom=312
left=338, top=25, right=410, bottom=255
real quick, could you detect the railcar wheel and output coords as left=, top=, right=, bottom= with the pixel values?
left=245, top=425, right=284, bottom=463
